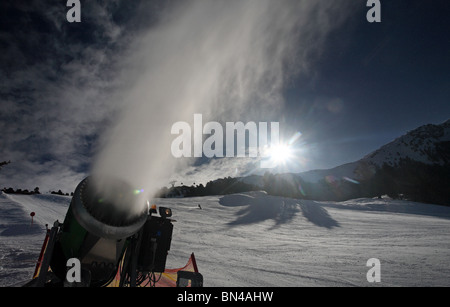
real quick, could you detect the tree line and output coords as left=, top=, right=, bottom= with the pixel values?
left=1, top=186, right=73, bottom=196
left=1, top=161, right=73, bottom=196
left=155, top=176, right=259, bottom=198
left=3, top=158, right=449, bottom=206
left=157, top=159, right=450, bottom=206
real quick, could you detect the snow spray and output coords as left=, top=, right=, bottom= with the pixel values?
left=90, top=0, right=354, bottom=212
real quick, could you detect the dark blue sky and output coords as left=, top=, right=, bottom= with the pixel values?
left=282, top=0, right=450, bottom=170
left=0, top=0, right=449, bottom=191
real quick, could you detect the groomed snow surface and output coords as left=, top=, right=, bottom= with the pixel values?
left=1, top=191, right=450, bottom=287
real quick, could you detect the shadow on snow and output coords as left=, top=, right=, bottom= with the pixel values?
left=219, top=192, right=340, bottom=229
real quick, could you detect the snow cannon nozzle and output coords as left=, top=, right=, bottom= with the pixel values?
left=70, top=176, right=149, bottom=239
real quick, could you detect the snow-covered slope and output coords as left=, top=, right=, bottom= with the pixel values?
left=0, top=192, right=70, bottom=286
left=1, top=191, right=450, bottom=287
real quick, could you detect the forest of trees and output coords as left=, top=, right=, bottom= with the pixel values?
left=1, top=186, right=41, bottom=195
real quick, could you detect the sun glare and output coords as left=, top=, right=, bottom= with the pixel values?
left=268, top=144, right=293, bottom=164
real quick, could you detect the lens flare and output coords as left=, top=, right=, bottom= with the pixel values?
left=133, top=188, right=145, bottom=195
left=288, top=132, right=302, bottom=146
left=298, top=183, right=306, bottom=196
left=343, top=177, right=359, bottom=184
left=268, top=144, right=293, bottom=165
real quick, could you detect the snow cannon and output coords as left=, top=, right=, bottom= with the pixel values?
left=26, top=176, right=204, bottom=287
left=47, top=176, right=149, bottom=286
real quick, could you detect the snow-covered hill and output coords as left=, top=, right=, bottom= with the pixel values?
left=363, top=119, right=450, bottom=167
left=0, top=192, right=70, bottom=286
left=1, top=191, right=450, bottom=286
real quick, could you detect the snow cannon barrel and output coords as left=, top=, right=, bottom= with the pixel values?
left=67, top=176, right=148, bottom=240
left=50, top=176, right=149, bottom=286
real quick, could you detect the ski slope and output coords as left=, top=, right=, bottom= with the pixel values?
left=1, top=191, right=450, bottom=287
left=0, top=192, right=70, bottom=286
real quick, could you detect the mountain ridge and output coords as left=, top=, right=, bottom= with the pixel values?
left=276, top=119, right=450, bottom=184
left=362, top=119, right=450, bottom=168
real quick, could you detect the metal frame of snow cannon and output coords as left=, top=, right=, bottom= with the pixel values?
left=118, top=206, right=175, bottom=287
left=29, top=221, right=62, bottom=287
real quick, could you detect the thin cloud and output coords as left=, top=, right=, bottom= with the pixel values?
left=1, top=1, right=357, bottom=193
left=0, top=1, right=131, bottom=191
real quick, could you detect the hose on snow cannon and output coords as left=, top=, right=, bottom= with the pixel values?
left=46, top=176, right=173, bottom=287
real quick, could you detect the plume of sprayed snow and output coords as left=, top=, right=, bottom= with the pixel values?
left=90, top=0, right=354, bottom=210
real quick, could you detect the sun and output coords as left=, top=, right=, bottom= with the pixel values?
left=267, top=143, right=293, bottom=165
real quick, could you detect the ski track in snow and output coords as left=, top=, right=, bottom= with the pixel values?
left=1, top=191, right=450, bottom=287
